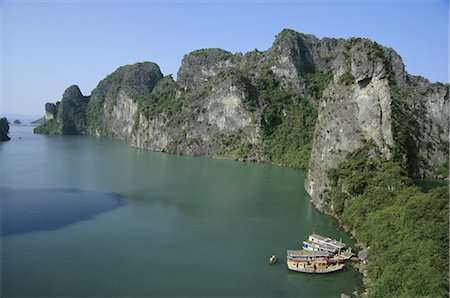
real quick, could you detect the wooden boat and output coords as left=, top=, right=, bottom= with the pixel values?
left=287, top=250, right=333, bottom=260
left=286, top=250, right=344, bottom=273
left=286, top=253, right=344, bottom=274
left=286, top=233, right=351, bottom=273
left=269, top=255, right=277, bottom=264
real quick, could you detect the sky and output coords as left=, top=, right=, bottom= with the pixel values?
left=1, top=0, right=448, bottom=116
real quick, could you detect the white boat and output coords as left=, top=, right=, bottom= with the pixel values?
left=309, top=234, right=346, bottom=250
left=302, top=240, right=338, bottom=253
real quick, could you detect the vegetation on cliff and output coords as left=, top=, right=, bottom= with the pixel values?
left=34, top=85, right=89, bottom=135
left=33, top=119, right=60, bottom=135
left=327, top=145, right=449, bottom=297
left=86, top=62, right=162, bottom=136
left=251, top=66, right=318, bottom=169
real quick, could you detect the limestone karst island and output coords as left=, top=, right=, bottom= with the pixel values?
left=6, top=29, right=449, bottom=297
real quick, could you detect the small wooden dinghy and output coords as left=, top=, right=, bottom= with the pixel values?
left=269, top=255, right=277, bottom=264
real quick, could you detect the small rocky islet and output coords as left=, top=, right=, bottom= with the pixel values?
left=34, top=29, right=449, bottom=297
left=1, top=117, right=11, bottom=141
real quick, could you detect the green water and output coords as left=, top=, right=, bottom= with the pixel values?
left=1, top=126, right=362, bottom=297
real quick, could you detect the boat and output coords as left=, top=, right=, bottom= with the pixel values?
left=308, top=233, right=346, bottom=251
left=286, top=250, right=333, bottom=261
left=303, top=240, right=354, bottom=260
left=269, top=255, right=277, bottom=264
left=286, top=232, right=353, bottom=273
left=286, top=250, right=344, bottom=274
left=302, top=240, right=339, bottom=253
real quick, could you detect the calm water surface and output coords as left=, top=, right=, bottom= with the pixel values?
left=1, top=126, right=362, bottom=297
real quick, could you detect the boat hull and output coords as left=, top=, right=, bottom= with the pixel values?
left=287, top=259, right=344, bottom=274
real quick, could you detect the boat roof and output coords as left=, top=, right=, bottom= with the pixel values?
left=287, top=250, right=331, bottom=258
left=310, top=233, right=335, bottom=242
left=303, top=240, right=337, bottom=251
left=310, top=234, right=346, bottom=247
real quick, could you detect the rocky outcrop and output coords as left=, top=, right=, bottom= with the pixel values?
left=404, top=76, right=449, bottom=178
left=177, top=48, right=236, bottom=89
left=85, top=62, right=163, bottom=140
left=57, top=85, right=89, bottom=135
left=44, top=103, right=58, bottom=120
left=306, top=40, right=396, bottom=210
left=131, top=70, right=261, bottom=159
left=0, top=117, right=11, bottom=141
left=35, top=29, right=449, bottom=194
left=34, top=85, right=89, bottom=135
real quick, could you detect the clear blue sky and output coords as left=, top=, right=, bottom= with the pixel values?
left=1, top=0, right=448, bottom=116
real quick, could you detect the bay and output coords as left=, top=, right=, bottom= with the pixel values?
left=1, top=126, right=362, bottom=297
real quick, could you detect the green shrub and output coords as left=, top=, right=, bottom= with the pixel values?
left=304, top=71, right=332, bottom=100
left=327, top=146, right=449, bottom=297
left=340, top=71, right=355, bottom=85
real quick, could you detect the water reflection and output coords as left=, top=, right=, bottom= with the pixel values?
left=1, top=188, right=124, bottom=236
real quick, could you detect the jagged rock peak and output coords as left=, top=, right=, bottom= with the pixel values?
left=63, top=85, right=84, bottom=99
left=84, top=61, right=164, bottom=140
left=177, top=48, right=235, bottom=88
left=273, top=28, right=319, bottom=45
left=93, top=62, right=163, bottom=96
left=44, top=102, right=58, bottom=120
left=119, top=61, right=162, bottom=78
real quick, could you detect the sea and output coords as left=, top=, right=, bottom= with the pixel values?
left=1, top=126, right=362, bottom=297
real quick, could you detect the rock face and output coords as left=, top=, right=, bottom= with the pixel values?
left=57, top=85, right=89, bottom=135
left=306, top=40, right=396, bottom=210
left=44, top=103, right=58, bottom=120
left=406, top=77, right=449, bottom=178
left=34, top=85, right=89, bottom=135
left=0, top=117, right=11, bottom=141
left=306, top=38, right=449, bottom=209
left=86, top=62, right=163, bottom=140
left=35, top=29, right=449, bottom=201
left=131, top=52, right=262, bottom=158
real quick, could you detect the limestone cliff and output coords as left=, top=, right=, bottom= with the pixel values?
left=85, top=62, right=163, bottom=140
left=305, top=38, right=449, bottom=210
left=306, top=39, right=396, bottom=210
left=132, top=51, right=262, bottom=159
left=35, top=29, right=449, bottom=200
left=34, top=85, right=89, bottom=135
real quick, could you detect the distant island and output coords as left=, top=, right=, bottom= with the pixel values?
left=1, top=117, right=11, bottom=141
left=35, top=29, right=449, bottom=297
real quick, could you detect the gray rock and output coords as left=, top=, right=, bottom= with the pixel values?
left=44, top=102, right=58, bottom=120
left=57, top=85, right=89, bottom=135
left=358, top=248, right=369, bottom=261
left=85, top=61, right=163, bottom=140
